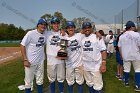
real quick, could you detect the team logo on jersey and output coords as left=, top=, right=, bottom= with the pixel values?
left=84, top=41, right=91, bottom=47
left=36, top=37, right=45, bottom=47
left=69, top=39, right=80, bottom=51
left=83, top=41, right=93, bottom=51
left=50, top=35, right=60, bottom=45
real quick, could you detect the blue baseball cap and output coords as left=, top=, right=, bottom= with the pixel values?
left=66, top=21, right=76, bottom=28
left=51, top=16, right=60, bottom=24
left=37, top=18, right=48, bottom=25
left=125, top=21, right=135, bottom=27
left=109, top=30, right=113, bottom=33
left=82, top=22, right=92, bottom=29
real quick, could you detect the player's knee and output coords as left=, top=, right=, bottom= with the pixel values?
left=49, top=79, right=55, bottom=83
left=134, top=67, right=140, bottom=72
left=25, top=83, right=32, bottom=89
left=76, top=78, right=84, bottom=85
left=86, top=82, right=94, bottom=87
left=24, top=80, right=33, bottom=88
left=57, top=78, right=65, bottom=83
left=36, top=80, right=43, bottom=85
left=123, top=69, right=130, bottom=72
left=67, top=81, right=75, bottom=86
left=93, top=82, right=103, bottom=91
left=48, top=75, right=56, bottom=83
left=57, top=76, right=65, bottom=82
left=135, top=70, right=140, bottom=72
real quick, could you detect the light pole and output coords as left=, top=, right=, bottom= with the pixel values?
left=137, top=0, right=140, bottom=32
left=121, top=9, right=123, bottom=31
left=137, top=16, right=140, bottom=32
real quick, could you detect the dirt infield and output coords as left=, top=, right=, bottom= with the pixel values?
left=0, top=47, right=21, bottom=64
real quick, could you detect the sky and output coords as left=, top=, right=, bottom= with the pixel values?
left=0, top=0, right=135, bottom=30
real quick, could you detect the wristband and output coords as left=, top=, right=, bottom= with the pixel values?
left=102, top=60, right=106, bottom=65
left=24, top=59, right=28, bottom=61
left=102, top=60, right=106, bottom=62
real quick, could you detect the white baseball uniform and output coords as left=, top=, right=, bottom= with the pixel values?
left=81, top=34, right=106, bottom=90
left=105, top=34, right=111, bottom=44
left=118, top=31, right=140, bottom=72
left=107, top=38, right=114, bottom=53
left=66, top=33, right=84, bottom=85
left=46, top=31, right=66, bottom=83
left=20, top=29, right=46, bottom=88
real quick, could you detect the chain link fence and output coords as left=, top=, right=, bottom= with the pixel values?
left=0, top=40, right=21, bottom=43
left=115, top=0, right=140, bottom=32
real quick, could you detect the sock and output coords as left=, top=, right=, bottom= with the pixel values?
left=68, top=85, right=73, bottom=93
left=78, top=84, right=83, bottom=93
left=50, top=82, right=55, bottom=93
left=58, top=82, right=64, bottom=93
left=88, top=86, right=94, bottom=93
left=124, top=72, right=129, bottom=83
left=37, top=85, right=43, bottom=93
left=25, top=88, right=31, bottom=93
left=135, top=72, right=140, bottom=87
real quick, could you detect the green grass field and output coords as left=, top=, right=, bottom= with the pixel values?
left=0, top=56, right=137, bottom=93
left=0, top=43, right=20, bottom=47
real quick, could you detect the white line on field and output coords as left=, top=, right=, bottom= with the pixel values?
left=0, top=51, right=21, bottom=62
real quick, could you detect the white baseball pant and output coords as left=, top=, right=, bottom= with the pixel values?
left=66, top=65, right=84, bottom=85
left=24, top=62, right=44, bottom=88
left=123, top=60, right=140, bottom=72
left=84, top=70, right=103, bottom=90
left=47, top=63, right=65, bottom=83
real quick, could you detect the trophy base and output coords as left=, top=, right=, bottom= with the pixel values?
left=56, top=56, right=67, bottom=60
left=56, top=50, right=67, bottom=60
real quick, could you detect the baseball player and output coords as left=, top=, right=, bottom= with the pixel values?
left=46, top=16, right=66, bottom=93
left=107, top=35, right=114, bottom=58
left=81, top=22, right=107, bottom=93
left=118, top=21, right=140, bottom=91
left=105, top=30, right=113, bottom=44
left=96, top=30, right=105, bottom=40
left=105, top=30, right=115, bottom=57
left=115, top=31, right=124, bottom=80
left=20, top=18, right=48, bottom=93
left=65, top=21, right=84, bottom=93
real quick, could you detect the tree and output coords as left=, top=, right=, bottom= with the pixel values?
left=54, top=11, right=67, bottom=29
left=41, top=13, right=52, bottom=30
left=41, top=11, right=67, bottom=30
left=54, top=11, right=63, bottom=20
left=72, top=17, right=95, bottom=32
left=0, top=23, right=26, bottom=40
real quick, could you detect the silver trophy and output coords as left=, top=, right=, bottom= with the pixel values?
left=56, top=39, right=68, bottom=60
